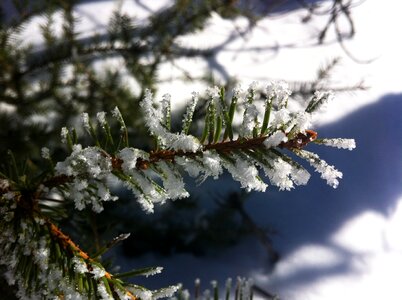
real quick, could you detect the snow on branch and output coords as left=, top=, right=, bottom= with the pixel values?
left=48, top=81, right=355, bottom=213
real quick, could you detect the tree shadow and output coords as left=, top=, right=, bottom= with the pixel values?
left=114, top=94, right=402, bottom=293
left=246, top=92, right=402, bottom=291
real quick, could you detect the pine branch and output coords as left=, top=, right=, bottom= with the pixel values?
left=36, top=82, right=354, bottom=215
left=46, top=220, right=138, bottom=299
left=1, top=81, right=356, bottom=299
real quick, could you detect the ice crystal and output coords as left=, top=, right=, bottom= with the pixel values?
left=264, top=131, right=288, bottom=148
left=158, top=161, right=189, bottom=200
left=72, top=257, right=88, bottom=274
left=182, top=92, right=199, bottom=134
left=233, top=84, right=242, bottom=98
left=306, top=91, right=334, bottom=113
left=91, top=265, right=106, bottom=279
left=97, top=281, right=113, bottom=300
left=81, top=112, right=90, bottom=132
left=286, top=111, right=312, bottom=133
left=266, top=81, right=292, bottom=108
left=152, top=285, right=180, bottom=299
left=118, top=148, right=148, bottom=173
left=112, top=106, right=125, bottom=131
left=263, top=158, right=294, bottom=191
left=168, top=133, right=201, bottom=153
left=248, top=81, right=258, bottom=94
left=206, top=86, right=220, bottom=103
left=54, top=145, right=116, bottom=212
left=96, top=111, right=107, bottom=127
left=223, top=158, right=267, bottom=192
left=296, top=150, right=343, bottom=188
left=115, top=289, right=131, bottom=300
left=55, top=145, right=112, bottom=177
left=41, top=147, right=50, bottom=159
left=142, top=266, right=163, bottom=277
left=319, top=138, right=356, bottom=150
left=122, top=169, right=169, bottom=213
left=291, top=167, right=311, bottom=186
left=270, top=108, right=291, bottom=129
left=129, top=287, right=152, bottom=300
left=201, top=151, right=223, bottom=180
left=112, top=106, right=123, bottom=121
left=141, top=89, right=201, bottom=152
left=61, top=127, right=69, bottom=144
left=240, top=102, right=259, bottom=137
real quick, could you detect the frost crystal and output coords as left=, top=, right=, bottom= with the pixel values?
left=207, top=85, right=227, bottom=120
left=152, top=285, right=181, bottom=299
left=176, top=151, right=223, bottom=184
left=143, top=266, right=163, bottom=277
left=140, top=89, right=164, bottom=136
left=168, top=133, right=201, bottom=153
left=248, top=81, right=258, bottom=93
left=41, top=147, right=50, bottom=159
left=306, top=91, right=334, bottom=113
left=54, top=145, right=115, bottom=212
left=266, top=81, right=292, bottom=108
left=129, top=288, right=152, bottom=300
left=96, top=111, right=107, bottom=127
left=263, top=158, right=294, bottom=191
left=291, top=167, right=311, bottom=186
left=91, top=265, right=106, bottom=279
left=175, top=157, right=202, bottom=178
left=97, top=281, right=113, bottom=300
left=141, top=89, right=201, bottom=152
left=61, top=127, right=69, bottom=144
left=240, top=102, right=259, bottom=137
left=297, top=150, right=343, bottom=188
left=158, top=161, right=189, bottom=200
left=182, top=92, right=199, bottom=134
left=34, top=240, right=49, bottom=271
left=117, top=148, right=145, bottom=173
left=81, top=112, right=90, bottom=132
left=201, top=151, right=223, bottom=180
left=122, top=169, right=169, bottom=213
left=55, top=145, right=112, bottom=178
left=233, top=84, right=243, bottom=97
left=112, top=106, right=123, bottom=121
left=161, top=93, right=171, bottom=107
left=264, top=131, right=288, bottom=148
left=319, top=138, right=356, bottom=150
left=112, top=106, right=125, bottom=131
left=206, top=86, right=220, bottom=102
left=286, top=111, right=312, bottom=133
left=72, top=257, right=88, bottom=274
left=115, top=289, right=131, bottom=300
left=270, top=108, right=291, bottom=129
left=239, top=82, right=260, bottom=137
left=224, top=158, right=267, bottom=192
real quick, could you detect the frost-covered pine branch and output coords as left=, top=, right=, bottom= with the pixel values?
left=50, top=81, right=355, bottom=212
left=0, top=81, right=355, bottom=299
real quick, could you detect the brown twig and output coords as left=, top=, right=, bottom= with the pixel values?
left=47, top=220, right=138, bottom=299
left=42, top=130, right=318, bottom=190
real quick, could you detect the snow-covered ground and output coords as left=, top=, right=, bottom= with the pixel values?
left=11, top=0, right=402, bottom=299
